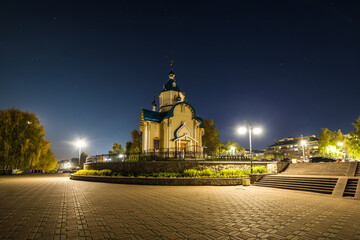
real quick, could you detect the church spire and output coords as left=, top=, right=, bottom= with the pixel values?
left=168, top=59, right=175, bottom=80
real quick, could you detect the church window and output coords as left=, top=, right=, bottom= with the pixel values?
left=181, top=105, right=185, bottom=112
left=154, top=139, right=160, bottom=150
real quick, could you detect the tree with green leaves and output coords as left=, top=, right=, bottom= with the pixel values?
left=125, top=141, right=132, bottom=155
left=202, top=118, right=221, bottom=156
left=130, top=129, right=141, bottom=154
left=220, top=141, right=245, bottom=154
left=79, top=152, right=88, bottom=169
left=318, top=128, right=343, bottom=159
left=0, top=108, right=57, bottom=171
left=347, top=116, right=360, bottom=159
left=264, top=147, right=284, bottom=160
left=108, top=142, right=124, bottom=154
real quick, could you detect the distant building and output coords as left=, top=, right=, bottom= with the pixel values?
left=265, top=135, right=319, bottom=161
left=139, top=62, right=205, bottom=158
left=244, top=149, right=265, bottom=160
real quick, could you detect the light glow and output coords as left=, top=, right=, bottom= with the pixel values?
left=301, top=140, right=306, bottom=146
left=76, top=139, right=86, bottom=148
left=337, top=142, right=343, bottom=147
left=237, top=127, right=247, bottom=134
left=253, top=127, right=262, bottom=135
left=64, top=162, right=71, bottom=169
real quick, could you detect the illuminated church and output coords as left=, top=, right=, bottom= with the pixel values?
left=140, top=62, right=204, bottom=158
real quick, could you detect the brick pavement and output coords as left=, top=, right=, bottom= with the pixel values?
left=0, top=174, right=359, bottom=240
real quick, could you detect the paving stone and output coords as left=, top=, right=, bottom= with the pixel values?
left=0, top=174, right=360, bottom=239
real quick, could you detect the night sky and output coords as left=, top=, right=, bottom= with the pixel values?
left=1, top=1, right=360, bottom=160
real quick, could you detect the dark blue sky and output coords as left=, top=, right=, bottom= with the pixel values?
left=1, top=1, right=360, bottom=160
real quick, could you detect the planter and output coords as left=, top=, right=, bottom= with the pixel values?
left=70, top=174, right=249, bottom=186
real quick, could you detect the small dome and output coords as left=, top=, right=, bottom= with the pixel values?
left=168, top=70, right=175, bottom=79
left=152, top=99, right=157, bottom=106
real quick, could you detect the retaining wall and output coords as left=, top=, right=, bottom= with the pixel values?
left=70, top=174, right=245, bottom=186
left=84, top=161, right=280, bottom=174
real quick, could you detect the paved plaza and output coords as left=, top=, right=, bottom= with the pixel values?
left=0, top=175, right=359, bottom=240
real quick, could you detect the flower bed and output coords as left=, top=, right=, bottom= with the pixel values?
left=73, top=167, right=267, bottom=178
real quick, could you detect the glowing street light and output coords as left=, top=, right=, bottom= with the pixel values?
left=76, top=138, right=86, bottom=168
left=237, top=127, right=247, bottom=134
left=237, top=121, right=262, bottom=173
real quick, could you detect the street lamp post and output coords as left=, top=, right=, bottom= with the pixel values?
left=301, top=137, right=306, bottom=162
left=238, top=121, right=262, bottom=174
left=76, top=138, right=85, bottom=169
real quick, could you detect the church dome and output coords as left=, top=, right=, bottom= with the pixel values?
left=163, top=79, right=180, bottom=91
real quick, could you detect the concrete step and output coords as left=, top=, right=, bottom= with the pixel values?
left=343, top=179, right=358, bottom=197
left=258, top=180, right=336, bottom=188
left=256, top=182, right=335, bottom=191
left=280, top=163, right=351, bottom=176
left=261, top=177, right=337, bottom=185
left=255, top=175, right=337, bottom=195
left=255, top=184, right=334, bottom=194
left=263, top=176, right=337, bottom=182
left=355, top=162, right=360, bottom=177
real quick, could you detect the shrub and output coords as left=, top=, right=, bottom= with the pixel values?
left=127, top=155, right=139, bottom=162
left=182, top=168, right=248, bottom=178
left=74, top=169, right=112, bottom=176
left=74, top=170, right=96, bottom=176
left=199, top=169, right=214, bottom=177
left=98, top=169, right=112, bottom=176
left=252, top=166, right=267, bottom=174
left=74, top=168, right=251, bottom=178
left=183, top=169, right=199, bottom=177
left=152, top=172, right=182, bottom=178
left=217, top=169, right=249, bottom=177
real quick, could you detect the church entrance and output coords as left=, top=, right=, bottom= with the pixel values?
left=174, top=137, right=199, bottom=159
left=180, top=142, right=187, bottom=151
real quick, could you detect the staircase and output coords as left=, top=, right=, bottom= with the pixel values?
left=343, top=179, right=359, bottom=197
left=255, top=175, right=338, bottom=194
left=355, top=162, right=360, bottom=177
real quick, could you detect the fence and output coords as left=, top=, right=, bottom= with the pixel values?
left=86, top=153, right=126, bottom=163
left=86, top=147, right=204, bottom=163
left=141, top=147, right=203, bottom=159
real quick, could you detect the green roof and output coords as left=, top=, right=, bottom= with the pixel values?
left=142, top=109, right=168, bottom=122
left=142, top=102, right=204, bottom=127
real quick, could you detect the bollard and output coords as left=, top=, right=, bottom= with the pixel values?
left=242, top=178, right=251, bottom=186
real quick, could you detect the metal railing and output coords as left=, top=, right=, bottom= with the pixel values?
left=141, top=147, right=203, bottom=159
left=86, top=147, right=204, bottom=163
left=86, top=153, right=126, bottom=163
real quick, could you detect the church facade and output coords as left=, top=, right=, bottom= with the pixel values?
left=139, top=64, right=204, bottom=158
